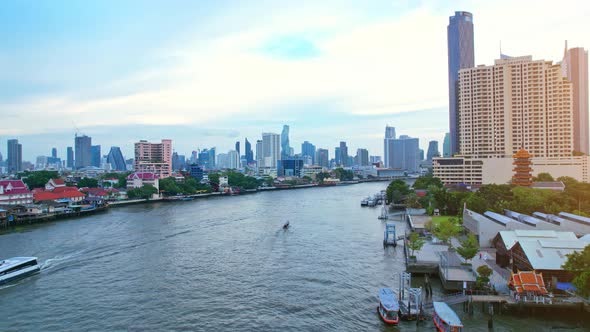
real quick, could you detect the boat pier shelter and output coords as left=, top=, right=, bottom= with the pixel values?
left=439, top=251, right=476, bottom=291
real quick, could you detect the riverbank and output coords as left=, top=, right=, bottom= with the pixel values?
left=0, top=179, right=384, bottom=232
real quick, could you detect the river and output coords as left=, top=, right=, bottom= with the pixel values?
left=0, top=182, right=587, bottom=331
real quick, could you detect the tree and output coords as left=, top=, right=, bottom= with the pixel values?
left=19, top=170, right=59, bottom=188
left=464, top=194, right=488, bottom=214
left=404, top=193, right=422, bottom=209
left=476, top=265, right=493, bottom=290
left=333, top=168, right=353, bottom=181
left=562, top=245, right=590, bottom=297
left=386, top=179, right=410, bottom=204
left=432, top=217, right=462, bottom=246
left=413, top=174, right=443, bottom=190
left=533, top=172, right=555, bottom=182
left=127, top=185, right=158, bottom=199
left=456, top=234, right=479, bottom=262
left=77, top=178, right=99, bottom=188
left=407, top=232, right=425, bottom=257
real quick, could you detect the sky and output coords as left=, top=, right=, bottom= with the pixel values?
left=0, top=0, right=589, bottom=161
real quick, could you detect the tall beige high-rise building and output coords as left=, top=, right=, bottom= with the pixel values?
left=458, top=55, right=573, bottom=158
left=134, top=139, right=173, bottom=178
left=562, top=43, right=589, bottom=155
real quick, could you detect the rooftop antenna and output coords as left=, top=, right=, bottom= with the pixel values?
left=499, top=40, right=502, bottom=57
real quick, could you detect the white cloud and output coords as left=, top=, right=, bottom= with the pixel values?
left=1, top=0, right=589, bottom=158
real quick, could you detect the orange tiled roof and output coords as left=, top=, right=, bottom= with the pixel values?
left=509, top=271, right=547, bottom=294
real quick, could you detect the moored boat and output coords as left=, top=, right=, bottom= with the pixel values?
left=0, top=257, right=40, bottom=285
left=433, top=302, right=463, bottom=332
left=377, top=288, right=399, bottom=324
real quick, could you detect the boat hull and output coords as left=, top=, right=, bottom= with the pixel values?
left=377, top=307, right=399, bottom=324
left=0, top=265, right=40, bottom=285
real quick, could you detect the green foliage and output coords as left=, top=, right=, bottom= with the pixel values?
left=432, top=217, right=462, bottom=245
left=456, top=234, right=479, bottom=262
left=386, top=179, right=410, bottom=204
left=159, top=177, right=211, bottom=196
left=19, top=170, right=59, bottom=189
left=333, top=168, right=353, bottom=181
left=476, top=265, right=493, bottom=290
left=407, top=232, right=425, bottom=256
left=562, top=245, right=590, bottom=297
left=225, top=170, right=260, bottom=189
left=127, top=185, right=158, bottom=199
left=208, top=173, right=220, bottom=186
left=533, top=172, right=555, bottom=182
left=315, top=172, right=330, bottom=183
left=413, top=174, right=443, bottom=190
left=77, top=178, right=99, bottom=188
left=403, top=193, right=422, bottom=209
left=464, top=194, right=488, bottom=214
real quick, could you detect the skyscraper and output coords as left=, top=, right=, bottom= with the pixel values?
left=315, top=148, right=329, bottom=168
left=75, top=135, right=92, bottom=169
left=245, top=138, right=254, bottom=164
left=443, top=133, right=451, bottom=157
left=262, top=133, right=280, bottom=168
left=91, top=145, right=101, bottom=167
left=458, top=56, right=573, bottom=158
left=338, top=142, right=348, bottom=167
left=107, top=146, right=126, bottom=171
left=392, top=135, right=420, bottom=173
left=355, top=148, right=369, bottom=166
left=426, top=141, right=440, bottom=161
left=67, top=146, right=74, bottom=168
left=228, top=150, right=240, bottom=169
left=7, top=139, right=22, bottom=173
left=255, top=140, right=263, bottom=167
left=562, top=43, right=589, bottom=155
left=301, top=141, right=316, bottom=164
left=447, top=11, right=474, bottom=156
left=384, top=126, right=396, bottom=168
left=235, top=141, right=240, bottom=157
left=281, top=125, right=291, bottom=160
left=51, top=147, right=57, bottom=158
left=134, top=139, right=173, bottom=178
left=208, top=148, right=216, bottom=169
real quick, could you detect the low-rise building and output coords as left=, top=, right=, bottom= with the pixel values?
left=34, top=187, right=86, bottom=203
left=0, top=180, right=33, bottom=205
left=492, top=230, right=586, bottom=286
left=433, top=156, right=590, bottom=185
left=463, top=208, right=590, bottom=247
left=126, top=172, right=160, bottom=191
left=45, top=178, right=66, bottom=191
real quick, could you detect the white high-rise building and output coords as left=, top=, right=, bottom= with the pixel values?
left=458, top=56, right=573, bottom=158
left=561, top=43, right=589, bottom=155
left=228, top=150, right=240, bottom=169
left=261, top=133, right=280, bottom=168
left=383, top=126, right=396, bottom=168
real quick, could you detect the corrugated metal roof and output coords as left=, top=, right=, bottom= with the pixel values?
left=579, top=234, right=590, bottom=243
left=559, top=212, right=590, bottom=225
left=484, top=211, right=512, bottom=225
left=519, top=239, right=585, bottom=270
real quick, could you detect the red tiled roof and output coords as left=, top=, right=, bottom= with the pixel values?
left=50, top=178, right=65, bottom=185
left=34, top=190, right=85, bottom=202
left=81, top=187, right=109, bottom=196
left=53, top=186, right=81, bottom=194
left=510, top=271, right=547, bottom=295
left=0, top=180, right=32, bottom=195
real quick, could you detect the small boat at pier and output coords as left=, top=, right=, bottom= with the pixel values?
left=377, top=288, right=400, bottom=324
left=433, top=302, right=463, bottom=332
left=283, top=221, right=290, bottom=230
left=361, top=197, right=369, bottom=206
left=0, top=257, right=40, bottom=285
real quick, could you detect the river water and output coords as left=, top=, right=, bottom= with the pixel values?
left=0, top=182, right=587, bottom=331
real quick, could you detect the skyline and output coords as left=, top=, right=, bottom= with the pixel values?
left=1, top=1, right=589, bottom=160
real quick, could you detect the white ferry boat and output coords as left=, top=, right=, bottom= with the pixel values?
left=0, top=257, right=40, bottom=285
